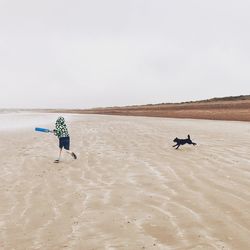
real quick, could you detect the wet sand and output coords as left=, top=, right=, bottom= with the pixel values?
left=0, top=115, right=250, bottom=249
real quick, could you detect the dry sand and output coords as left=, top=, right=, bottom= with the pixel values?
left=0, top=115, right=250, bottom=250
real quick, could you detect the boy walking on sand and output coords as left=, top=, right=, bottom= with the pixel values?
left=53, top=116, right=77, bottom=163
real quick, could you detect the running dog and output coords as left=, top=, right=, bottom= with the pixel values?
left=173, top=135, right=197, bottom=149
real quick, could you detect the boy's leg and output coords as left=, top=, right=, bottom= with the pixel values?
left=65, top=150, right=77, bottom=159
left=54, top=148, right=62, bottom=163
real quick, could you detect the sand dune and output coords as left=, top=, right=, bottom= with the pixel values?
left=0, top=115, right=250, bottom=249
left=77, top=97, right=250, bottom=122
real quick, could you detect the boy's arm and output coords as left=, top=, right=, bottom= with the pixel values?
left=53, top=129, right=59, bottom=136
left=53, top=124, right=61, bottom=137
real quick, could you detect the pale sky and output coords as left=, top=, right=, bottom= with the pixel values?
left=0, top=0, right=249, bottom=108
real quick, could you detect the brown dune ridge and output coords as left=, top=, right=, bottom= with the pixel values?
left=57, top=95, right=250, bottom=122
left=17, top=95, right=250, bottom=122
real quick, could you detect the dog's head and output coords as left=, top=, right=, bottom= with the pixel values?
left=173, top=137, right=179, bottom=143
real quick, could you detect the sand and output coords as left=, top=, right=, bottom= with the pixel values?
left=0, top=114, right=250, bottom=250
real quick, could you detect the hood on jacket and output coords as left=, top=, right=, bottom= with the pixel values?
left=56, top=116, right=65, bottom=125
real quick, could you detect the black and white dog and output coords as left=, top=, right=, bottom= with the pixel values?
left=173, top=135, right=197, bottom=149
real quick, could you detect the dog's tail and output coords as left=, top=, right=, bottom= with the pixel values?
left=188, top=134, right=190, bottom=139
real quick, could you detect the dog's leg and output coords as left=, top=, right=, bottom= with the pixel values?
left=173, top=144, right=178, bottom=147
left=176, top=145, right=180, bottom=149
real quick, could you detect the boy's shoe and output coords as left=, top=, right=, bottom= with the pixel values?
left=54, top=159, right=60, bottom=163
left=71, top=152, right=77, bottom=159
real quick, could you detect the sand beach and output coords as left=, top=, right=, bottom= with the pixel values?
left=0, top=114, right=250, bottom=249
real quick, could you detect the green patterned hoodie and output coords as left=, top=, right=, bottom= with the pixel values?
left=54, top=117, right=69, bottom=138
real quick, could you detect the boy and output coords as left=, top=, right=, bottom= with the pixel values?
left=53, top=116, right=77, bottom=163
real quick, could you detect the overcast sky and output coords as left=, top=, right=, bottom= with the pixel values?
left=0, top=0, right=250, bottom=108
